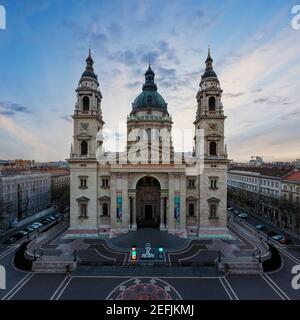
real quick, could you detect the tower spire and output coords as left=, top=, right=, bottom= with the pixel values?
left=205, top=46, right=213, bottom=69
left=143, top=63, right=157, bottom=91
left=86, top=48, right=94, bottom=72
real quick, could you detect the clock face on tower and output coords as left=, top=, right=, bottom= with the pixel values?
left=80, top=123, right=89, bottom=132
left=209, top=123, right=217, bottom=132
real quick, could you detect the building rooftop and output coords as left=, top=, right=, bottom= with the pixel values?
left=283, top=170, right=300, bottom=182
left=229, top=166, right=294, bottom=178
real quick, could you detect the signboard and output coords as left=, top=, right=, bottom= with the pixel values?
left=174, top=196, right=180, bottom=220
left=116, top=196, right=122, bottom=219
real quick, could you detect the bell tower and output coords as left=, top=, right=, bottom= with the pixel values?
left=194, top=48, right=230, bottom=238
left=70, top=49, right=104, bottom=159
left=68, top=50, right=104, bottom=236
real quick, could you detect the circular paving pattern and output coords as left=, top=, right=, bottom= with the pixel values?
left=106, top=278, right=182, bottom=300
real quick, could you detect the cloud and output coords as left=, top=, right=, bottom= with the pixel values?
left=0, top=101, right=33, bottom=116
left=61, top=115, right=72, bottom=122
left=0, top=115, right=48, bottom=154
left=223, top=92, right=245, bottom=98
left=108, top=50, right=136, bottom=65
left=253, top=96, right=291, bottom=105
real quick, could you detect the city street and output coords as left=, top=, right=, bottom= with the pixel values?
left=1, top=211, right=300, bottom=300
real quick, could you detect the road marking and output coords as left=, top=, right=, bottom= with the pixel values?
left=235, top=218, right=300, bottom=264
left=72, top=275, right=222, bottom=279
left=50, top=275, right=70, bottom=300
left=219, top=277, right=239, bottom=300
left=260, top=274, right=291, bottom=300
left=1, top=273, right=35, bottom=300
left=105, top=277, right=183, bottom=300
left=54, top=276, right=72, bottom=300
left=222, top=277, right=239, bottom=300
left=178, top=248, right=205, bottom=262
left=0, top=247, right=17, bottom=260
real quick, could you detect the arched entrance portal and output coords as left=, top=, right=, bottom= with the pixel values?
left=136, top=176, right=160, bottom=229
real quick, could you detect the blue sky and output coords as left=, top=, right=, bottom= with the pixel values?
left=0, top=0, right=299, bottom=162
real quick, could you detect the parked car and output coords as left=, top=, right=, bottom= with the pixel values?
left=256, top=224, right=266, bottom=231
left=268, top=231, right=277, bottom=237
left=4, top=236, right=17, bottom=244
left=24, top=226, right=35, bottom=233
left=272, top=234, right=283, bottom=241
left=238, top=213, right=248, bottom=219
left=14, top=231, right=28, bottom=240
left=29, top=224, right=39, bottom=230
left=279, top=237, right=294, bottom=245
left=31, top=222, right=43, bottom=229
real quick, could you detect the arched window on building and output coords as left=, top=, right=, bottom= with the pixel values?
left=81, top=141, right=88, bottom=155
left=147, top=128, right=151, bottom=141
left=188, top=203, right=195, bottom=217
left=209, top=141, right=217, bottom=156
left=82, top=96, right=90, bottom=112
left=208, top=97, right=216, bottom=112
left=102, top=203, right=108, bottom=216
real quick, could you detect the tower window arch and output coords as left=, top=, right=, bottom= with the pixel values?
left=208, top=97, right=216, bottom=112
left=188, top=203, right=195, bottom=217
left=83, top=96, right=90, bottom=112
left=209, top=141, right=217, bottom=156
left=81, top=140, right=88, bottom=155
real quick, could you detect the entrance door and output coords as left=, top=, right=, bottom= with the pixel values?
left=145, top=205, right=152, bottom=220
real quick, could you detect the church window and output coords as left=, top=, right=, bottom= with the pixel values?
left=209, top=141, right=217, bottom=156
left=81, top=141, right=88, bottom=155
left=79, top=178, right=87, bottom=189
left=80, top=203, right=87, bottom=217
left=188, top=178, right=196, bottom=188
left=210, top=204, right=217, bottom=218
left=208, top=97, right=216, bottom=112
left=83, top=96, right=90, bottom=112
left=102, top=178, right=109, bottom=188
left=209, top=178, right=218, bottom=190
left=147, top=128, right=151, bottom=141
left=102, top=203, right=108, bottom=216
left=188, top=203, right=195, bottom=217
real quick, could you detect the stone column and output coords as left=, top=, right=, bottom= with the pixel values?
left=180, top=173, right=187, bottom=235
left=122, top=174, right=129, bottom=230
left=168, top=174, right=175, bottom=231
left=110, top=174, right=117, bottom=229
left=160, top=195, right=165, bottom=230
left=132, top=194, right=137, bottom=230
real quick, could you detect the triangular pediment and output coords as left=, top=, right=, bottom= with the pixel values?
left=207, top=197, right=220, bottom=202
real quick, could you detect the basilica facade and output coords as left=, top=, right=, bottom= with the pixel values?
left=67, top=49, right=230, bottom=239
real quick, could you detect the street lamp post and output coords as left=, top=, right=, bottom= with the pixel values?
left=73, top=250, right=77, bottom=262
left=218, top=250, right=221, bottom=263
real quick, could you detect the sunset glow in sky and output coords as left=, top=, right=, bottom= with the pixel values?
left=0, top=0, right=299, bottom=162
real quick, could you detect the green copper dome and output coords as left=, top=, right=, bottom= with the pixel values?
left=132, top=65, right=168, bottom=111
